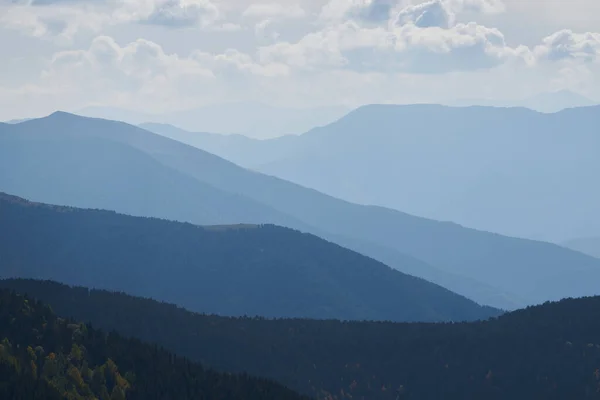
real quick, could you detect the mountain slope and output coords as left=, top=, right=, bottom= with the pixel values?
left=0, top=123, right=303, bottom=228
left=6, top=279, right=600, bottom=400
left=252, top=104, right=600, bottom=242
left=0, top=192, right=498, bottom=322
left=3, top=112, right=600, bottom=309
left=0, top=112, right=512, bottom=309
left=0, top=287, right=308, bottom=400
left=562, top=237, right=600, bottom=259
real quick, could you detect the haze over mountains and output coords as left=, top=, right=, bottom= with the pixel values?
left=76, top=102, right=350, bottom=139
left=145, top=104, right=600, bottom=243
left=3, top=111, right=600, bottom=310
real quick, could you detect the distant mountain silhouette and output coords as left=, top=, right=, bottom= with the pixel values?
left=77, top=102, right=350, bottom=139
left=447, top=90, right=597, bottom=113
left=2, top=112, right=600, bottom=309
left=138, top=122, right=293, bottom=167
left=0, top=192, right=499, bottom=322
left=562, top=237, right=600, bottom=259
left=3, top=117, right=33, bottom=124
left=6, top=279, right=600, bottom=400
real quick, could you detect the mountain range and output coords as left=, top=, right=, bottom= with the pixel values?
left=144, top=104, right=600, bottom=243
left=76, top=102, right=349, bottom=139
left=2, top=112, right=600, bottom=310
left=447, top=90, right=597, bottom=113
left=0, top=192, right=498, bottom=322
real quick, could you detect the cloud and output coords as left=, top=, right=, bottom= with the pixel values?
left=319, top=0, right=400, bottom=23
left=534, top=30, right=600, bottom=63
left=319, top=0, right=505, bottom=24
left=260, top=0, right=527, bottom=75
left=140, top=0, right=220, bottom=27
left=254, top=19, right=281, bottom=41
left=0, top=3, right=110, bottom=43
left=395, top=0, right=454, bottom=28
left=447, top=0, right=505, bottom=14
left=242, top=3, right=305, bottom=19
left=0, top=0, right=225, bottom=40
left=42, top=35, right=215, bottom=99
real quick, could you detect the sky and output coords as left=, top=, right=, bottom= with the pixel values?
left=1, top=0, right=599, bottom=120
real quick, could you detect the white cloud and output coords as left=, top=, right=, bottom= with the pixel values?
left=0, top=4, right=108, bottom=43
left=137, top=0, right=221, bottom=27
left=319, top=0, right=505, bottom=24
left=534, top=30, right=600, bottom=63
left=319, top=0, right=400, bottom=23
left=260, top=0, right=528, bottom=74
left=242, top=3, right=306, bottom=19
left=0, top=0, right=226, bottom=42
left=395, top=0, right=454, bottom=28
left=40, top=35, right=215, bottom=104
left=254, top=19, right=281, bottom=41
left=2, top=0, right=600, bottom=121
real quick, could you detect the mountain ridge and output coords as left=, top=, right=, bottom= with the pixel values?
left=0, top=191, right=499, bottom=322
left=3, top=111, right=600, bottom=309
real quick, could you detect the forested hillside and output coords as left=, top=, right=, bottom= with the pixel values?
left=5, top=279, right=600, bottom=400
left=0, top=287, right=308, bottom=400
left=0, top=192, right=497, bottom=322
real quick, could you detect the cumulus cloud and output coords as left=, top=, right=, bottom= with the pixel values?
left=261, top=0, right=527, bottom=74
left=42, top=35, right=215, bottom=100
left=394, top=0, right=454, bottom=28
left=0, top=3, right=109, bottom=43
left=320, top=0, right=504, bottom=24
left=139, top=0, right=220, bottom=27
left=39, top=35, right=289, bottom=109
left=0, top=0, right=225, bottom=40
left=319, top=0, right=400, bottom=23
left=534, top=30, right=600, bottom=63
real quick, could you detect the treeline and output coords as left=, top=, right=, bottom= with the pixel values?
left=0, top=287, right=308, bottom=400
left=3, top=279, right=600, bottom=400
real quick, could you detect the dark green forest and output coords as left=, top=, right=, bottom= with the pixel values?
left=4, top=279, right=600, bottom=400
left=0, top=191, right=497, bottom=322
left=0, top=287, right=309, bottom=400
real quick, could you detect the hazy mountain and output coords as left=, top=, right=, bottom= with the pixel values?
left=3, top=117, right=32, bottom=124
left=78, top=102, right=350, bottom=139
left=7, top=279, right=600, bottom=400
left=0, top=287, right=308, bottom=400
left=448, top=90, right=597, bottom=113
left=0, top=122, right=302, bottom=228
left=250, top=104, right=600, bottom=242
left=0, top=192, right=499, bottom=322
left=139, top=122, right=298, bottom=167
left=2, top=112, right=600, bottom=310
left=562, top=237, right=600, bottom=259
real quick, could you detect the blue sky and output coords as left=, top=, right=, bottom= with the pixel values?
left=1, top=0, right=599, bottom=120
